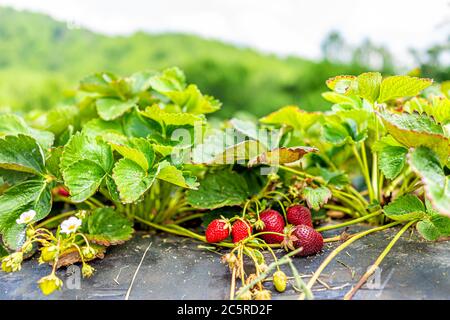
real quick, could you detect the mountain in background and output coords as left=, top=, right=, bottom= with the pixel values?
left=1, top=6, right=444, bottom=118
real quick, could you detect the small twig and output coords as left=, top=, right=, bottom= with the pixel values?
left=125, top=242, right=152, bottom=300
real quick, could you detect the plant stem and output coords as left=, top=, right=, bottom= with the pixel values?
left=288, top=260, right=313, bottom=300
left=315, top=211, right=382, bottom=233
left=234, top=247, right=304, bottom=300
left=299, top=221, right=401, bottom=300
left=323, top=204, right=354, bottom=215
left=279, top=165, right=325, bottom=184
left=171, top=213, right=204, bottom=225
left=352, top=144, right=375, bottom=201
left=343, top=220, right=417, bottom=300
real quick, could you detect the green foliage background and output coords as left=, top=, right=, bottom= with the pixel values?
left=0, top=7, right=447, bottom=118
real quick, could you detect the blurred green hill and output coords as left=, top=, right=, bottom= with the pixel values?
left=0, top=7, right=446, bottom=118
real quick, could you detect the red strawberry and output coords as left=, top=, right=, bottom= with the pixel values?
left=291, top=225, right=323, bottom=256
left=259, top=209, right=285, bottom=244
left=205, top=219, right=230, bottom=243
left=287, top=205, right=312, bottom=227
left=55, top=186, right=70, bottom=197
left=231, top=220, right=253, bottom=243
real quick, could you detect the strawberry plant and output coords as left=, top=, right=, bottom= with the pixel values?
left=0, top=69, right=449, bottom=300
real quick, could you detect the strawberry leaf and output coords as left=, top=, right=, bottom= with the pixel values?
left=259, top=105, right=323, bottom=132
left=408, top=147, right=450, bottom=217
left=372, top=136, right=408, bottom=180
left=110, top=138, right=155, bottom=172
left=378, top=110, right=449, bottom=163
left=187, top=169, right=250, bottom=209
left=62, top=160, right=108, bottom=203
left=112, top=158, right=158, bottom=203
left=96, top=97, right=138, bottom=121
left=301, top=186, right=332, bottom=211
left=383, top=194, right=425, bottom=221
left=156, top=161, right=198, bottom=189
left=378, top=75, right=432, bottom=103
left=163, top=84, right=221, bottom=114
left=148, top=67, right=186, bottom=93
left=0, top=179, right=52, bottom=249
left=248, top=146, right=318, bottom=167
left=140, top=105, right=205, bottom=126
left=0, top=134, right=45, bottom=175
left=82, top=208, right=134, bottom=246
left=0, top=113, right=54, bottom=150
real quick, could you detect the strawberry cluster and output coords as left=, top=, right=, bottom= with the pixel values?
left=204, top=204, right=323, bottom=257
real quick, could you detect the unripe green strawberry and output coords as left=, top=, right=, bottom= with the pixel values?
left=273, top=270, right=287, bottom=292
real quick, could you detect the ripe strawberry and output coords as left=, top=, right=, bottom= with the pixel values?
left=291, top=225, right=323, bottom=256
left=259, top=209, right=285, bottom=244
left=205, top=219, right=230, bottom=243
left=287, top=204, right=312, bottom=227
left=231, top=220, right=252, bottom=243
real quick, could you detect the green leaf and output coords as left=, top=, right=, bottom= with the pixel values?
left=210, top=140, right=266, bottom=165
left=321, top=91, right=359, bottom=105
left=354, top=72, right=382, bottom=103
left=416, top=219, right=441, bottom=241
left=0, top=134, right=45, bottom=175
left=378, top=146, right=407, bottom=180
left=408, top=147, right=450, bottom=217
left=306, top=167, right=349, bottom=189
left=62, top=160, right=107, bottom=203
left=248, top=146, right=317, bottom=167
left=122, top=108, right=162, bottom=138
left=378, top=76, right=433, bottom=103
left=163, top=84, right=221, bottom=114
left=301, top=186, right=332, bottom=211
left=373, top=138, right=408, bottom=180
left=417, top=208, right=450, bottom=241
left=60, top=132, right=113, bottom=172
left=378, top=110, right=449, bottom=163
left=79, top=72, right=117, bottom=95
left=326, top=75, right=356, bottom=94
left=187, top=169, right=250, bottom=209
left=0, top=244, right=8, bottom=258
left=0, top=169, right=31, bottom=185
left=156, top=162, right=198, bottom=189
left=259, top=105, right=323, bottom=131
left=110, top=138, right=154, bottom=172
left=96, top=97, right=138, bottom=121
left=0, top=113, right=54, bottom=150
left=31, top=105, right=79, bottom=137
left=82, top=208, right=134, bottom=246
left=383, top=194, right=425, bottom=221
left=46, top=147, right=64, bottom=180
left=0, top=180, right=52, bottom=249
left=112, top=158, right=158, bottom=203
left=140, top=105, right=205, bottom=126
left=149, top=67, right=186, bottom=93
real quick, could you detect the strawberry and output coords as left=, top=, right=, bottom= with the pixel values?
left=259, top=209, right=285, bottom=244
left=287, top=204, right=312, bottom=227
left=291, top=225, right=323, bottom=256
left=205, top=219, right=230, bottom=243
left=231, top=220, right=253, bottom=243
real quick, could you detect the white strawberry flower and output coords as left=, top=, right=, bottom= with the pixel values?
left=60, top=217, right=82, bottom=235
left=16, top=210, right=37, bottom=224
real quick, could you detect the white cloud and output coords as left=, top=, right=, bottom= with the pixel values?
left=1, top=0, right=449, bottom=66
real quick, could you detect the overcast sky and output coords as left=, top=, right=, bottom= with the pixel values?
left=1, top=0, right=449, bottom=65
